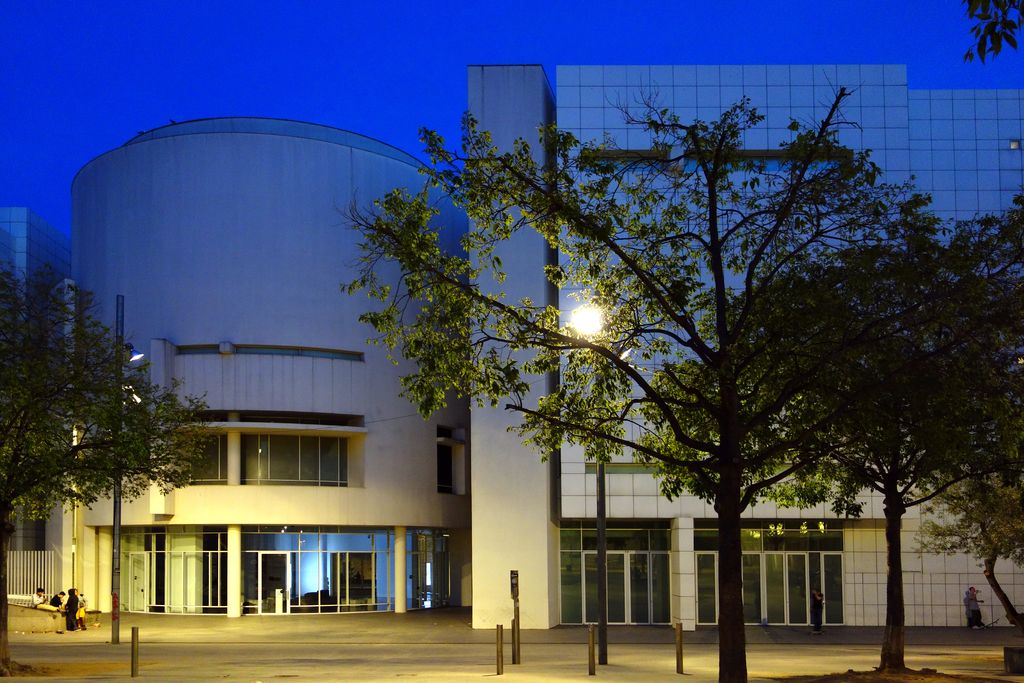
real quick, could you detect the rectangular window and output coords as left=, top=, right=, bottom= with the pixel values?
left=194, top=434, right=227, bottom=483
left=300, top=437, right=319, bottom=482
left=240, top=434, right=347, bottom=486
left=270, top=436, right=300, bottom=482
left=437, top=444, right=453, bottom=493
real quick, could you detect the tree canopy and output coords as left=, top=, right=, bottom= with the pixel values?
left=922, top=475, right=1024, bottom=633
left=0, top=267, right=208, bottom=674
left=346, top=89, right=992, bottom=681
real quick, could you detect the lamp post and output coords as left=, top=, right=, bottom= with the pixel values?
left=111, top=294, right=124, bottom=645
left=569, top=305, right=609, bottom=664
left=596, top=460, right=608, bottom=665
left=110, top=295, right=143, bottom=645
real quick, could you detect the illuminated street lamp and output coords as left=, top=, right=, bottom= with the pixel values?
left=569, top=303, right=609, bottom=665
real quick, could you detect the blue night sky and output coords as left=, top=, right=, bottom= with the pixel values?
left=3, top=1, right=1024, bottom=236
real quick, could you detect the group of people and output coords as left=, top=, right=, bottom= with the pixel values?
left=31, top=587, right=89, bottom=632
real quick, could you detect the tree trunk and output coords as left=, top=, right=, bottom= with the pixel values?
left=982, top=556, right=1024, bottom=634
left=879, top=498, right=907, bottom=671
left=717, top=460, right=748, bottom=683
left=0, top=504, right=13, bottom=676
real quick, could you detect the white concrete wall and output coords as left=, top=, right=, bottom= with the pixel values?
left=467, top=65, right=560, bottom=629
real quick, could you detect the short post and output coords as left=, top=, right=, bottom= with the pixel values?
left=512, top=615, right=520, bottom=664
left=130, top=626, right=139, bottom=677
left=496, top=624, right=504, bottom=675
left=588, top=624, right=596, bottom=676
left=674, top=622, right=684, bottom=674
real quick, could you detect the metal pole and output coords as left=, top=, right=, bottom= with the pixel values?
left=130, top=626, right=139, bottom=677
left=588, top=623, right=596, bottom=676
left=513, top=600, right=521, bottom=664
left=675, top=622, right=684, bottom=674
left=511, top=616, right=518, bottom=664
left=597, top=460, right=607, bottom=665
left=496, top=624, right=503, bottom=675
left=111, top=294, right=124, bottom=646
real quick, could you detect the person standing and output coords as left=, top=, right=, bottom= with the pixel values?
left=964, top=587, right=984, bottom=628
left=810, top=589, right=825, bottom=634
left=64, top=588, right=79, bottom=633
left=76, top=593, right=88, bottom=630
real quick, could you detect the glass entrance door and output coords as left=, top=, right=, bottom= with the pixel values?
left=128, top=552, right=148, bottom=612
left=259, top=552, right=290, bottom=614
left=582, top=551, right=667, bottom=624
left=584, top=552, right=627, bottom=623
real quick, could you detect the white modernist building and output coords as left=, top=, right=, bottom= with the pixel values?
left=52, top=65, right=1024, bottom=631
left=466, top=64, right=1024, bottom=632
left=66, top=118, right=471, bottom=616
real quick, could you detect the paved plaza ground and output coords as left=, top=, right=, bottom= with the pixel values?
left=9, top=608, right=1024, bottom=681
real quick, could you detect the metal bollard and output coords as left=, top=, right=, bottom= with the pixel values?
left=674, top=622, right=684, bottom=674
left=512, top=616, right=519, bottom=664
left=588, top=624, right=596, bottom=676
left=130, top=626, right=139, bottom=677
left=496, top=624, right=503, bottom=675
left=513, top=601, right=521, bottom=664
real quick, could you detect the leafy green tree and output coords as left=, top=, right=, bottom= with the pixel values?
left=922, top=476, right=1024, bottom=635
left=0, top=268, right=208, bottom=675
left=964, top=0, right=1023, bottom=61
left=347, top=90, right=962, bottom=682
left=792, top=205, right=1024, bottom=671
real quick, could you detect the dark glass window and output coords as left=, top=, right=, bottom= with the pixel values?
left=194, top=434, right=227, bottom=483
left=437, top=444, right=453, bottom=493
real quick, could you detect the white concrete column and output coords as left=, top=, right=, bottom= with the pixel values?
left=96, top=528, right=112, bottom=612
left=227, top=412, right=241, bottom=486
left=394, top=526, right=407, bottom=613
left=671, top=517, right=696, bottom=630
left=227, top=432, right=241, bottom=486
left=227, top=524, right=242, bottom=617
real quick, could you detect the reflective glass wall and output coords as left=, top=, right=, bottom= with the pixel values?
left=121, top=526, right=451, bottom=615
left=120, top=526, right=228, bottom=614
left=559, top=524, right=671, bottom=625
left=694, top=520, right=844, bottom=625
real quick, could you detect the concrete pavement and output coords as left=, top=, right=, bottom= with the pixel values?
left=9, top=608, right=1024, bottom=680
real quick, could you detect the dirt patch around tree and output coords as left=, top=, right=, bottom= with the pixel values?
left=774, top=669, right=1007, bottom=683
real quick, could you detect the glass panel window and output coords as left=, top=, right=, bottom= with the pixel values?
left=696, top=553, right=717, bottom=624
left=560, top=553, right=582, bottom=623
left=300, top=437, right=319, bottom=482
left=764, top=553, right=786, bottom=624
left=437, top=444, right=453, bottom=493
left=742, top=554, right=762, bottom=624
left=194, top=434, right=227, bottom=483
left=823, top=553, right=844, bottom=624
left=629, top=553, right=649, bottom=624
left=270, top=435, right=300, bottom=482
left=650, top=553, right=671, bottom=623
left=560, top=529, right=581, bottom=551
left=787, top=554, right=808, bottom=624
left=242, top=434, right=261, bottom=483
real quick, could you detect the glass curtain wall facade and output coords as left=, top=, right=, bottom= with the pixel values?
left=121, top=526, right=228, bottom=614
left=694, top=521, right=844, bottom=626
left=120, top=526, right=450, bottom=615
left=559, top=524, right=671, bottom=625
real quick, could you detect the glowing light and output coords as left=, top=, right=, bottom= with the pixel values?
left=569, top=305, right=604, bottom=337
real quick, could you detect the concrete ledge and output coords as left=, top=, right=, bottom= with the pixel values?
left=1005, top=646, right=1024, bottom=673
left=9, top=605, right=62, bottom=633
